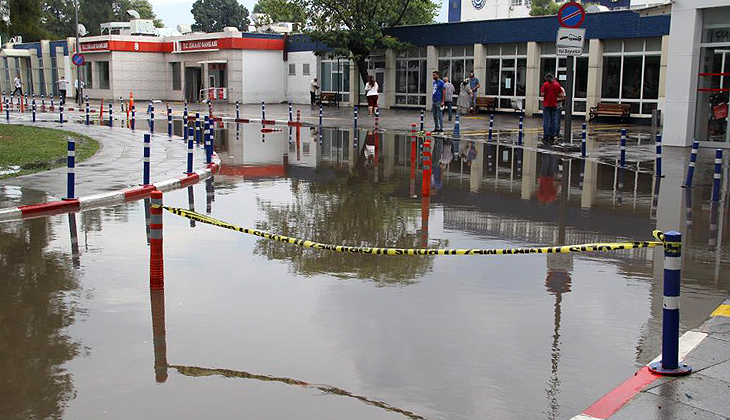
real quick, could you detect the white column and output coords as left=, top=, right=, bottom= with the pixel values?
left=525, top=41, right=541, bottom=116
left=349, top=59, right=358, bottom=107
left=473, top=43, right=487, bottom=98
left=586, top=39, right=603, bottom=122
left=470, top=142, right=484, bottom=193
left=657, top=35, right=670, bottom=116
left=384, top=49, right=396, bottom=109
left=426, top=45, right=438, bottom=109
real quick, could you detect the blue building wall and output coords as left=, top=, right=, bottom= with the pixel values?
left=14, top=40, right=70, bottom=57
left=448, top=0, right=462, bottom=23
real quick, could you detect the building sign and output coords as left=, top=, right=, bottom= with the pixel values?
left=556, top=27, right=585, bottom=56
left=471, top=0, right=485, bottom=10
left=180, top=40, right=219, bottom=51
left=81, top=41, right=109, bottom=52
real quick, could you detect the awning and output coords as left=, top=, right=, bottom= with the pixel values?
left=0, top=49, right=32, bottom=58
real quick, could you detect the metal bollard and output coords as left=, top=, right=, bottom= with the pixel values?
left=167, top=106, right=172, bottom=138
left=149, top=190, right=164, bottom=289
left=354, top=105, right=358, bottom=131
left=109, top=102, right=112, bottom=127
left=5, top=98, right=8, bottom=120
left=712, top=149, right=723, bottom=203
left=207, top=116, right=214, bottom=164
left=235, top=100, right=239, bottom=120
left=66, top=138, right=75, bottom=199
left=288, top=102, right=293, bottom=121
left=581, top=123, right=587, bottom=158
left=131, top=105, right=136, bottom=130
left=454, top=113, right=460, bottom=137
left=648, top=231, right=692, bottom=376
left=420, top=110, right=424, bottom=132
left=261, top=101, right=265, bottom=120
left=85, top=96, right=90, bottom=126
left=319, top=103, right=323, bottom=126
left=51, top=95, right=55, bottom=111
left=60, top=103, right=64, bottom=124
left=488, top=114, right=494, bottom=142
left=143, top=133, right=151, bottom=186
left=620, top=129, right=627, bottom=167
left=186, top=126, right=194, bottom=174
left=184, top=102, right=188, bottom=122
left=655, top=133, right=663, bottom=177
left=375, top=107, right=379, bottom=131
left=195, top=112, right=201, bottom=145
left=684, top=140, right=699, bottom=188
left=32, top=97, right=36, bottom=122
left=42, top=94, right=45, bottom=111
left=150, top=103, right=155, bottom=134
left=422, top=134, right=432, bottom=197
left=297, top=109, right=300, bottom=124
left=203, top=115, right=210, bottom=158
left=518, top=113, right=523, bottom=145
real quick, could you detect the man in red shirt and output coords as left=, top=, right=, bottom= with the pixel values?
left=540, top=73, right=563, bottom=144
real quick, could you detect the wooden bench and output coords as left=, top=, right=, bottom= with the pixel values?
left=318, top=92, right=337, bottom=106
left=475, top=96, right=496, bottom=113
left=589, top=102, right=631, bottom=122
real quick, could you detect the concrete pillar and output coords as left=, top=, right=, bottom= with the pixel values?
left=41, top=41, right=52, bottom=96
left=384, top=49, right=396, bottom=109
left=470, top=142, right=484, bottom=193
left=426, top=45, right=438, bottom=109
left=525, top=41, right=541, bottom=116
left=521, top=135, right=538, bottom=200
left=29, top=52, right=40, bottom=95
left=658, top=35, right=670, bottom=115
left=349, top=59, right=358, bottom=107
left=473, top=43, right=487, bottom=97
left=581, top=160, right=598, bottom=209
left=585, top=39, right=603, bottom=122
left=664, top=6, right=702, bottom=147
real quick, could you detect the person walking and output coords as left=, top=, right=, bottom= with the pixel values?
left=365, top=75, right=379, bottom=116
left=310, top=78, right=319, bottom=106
left=539, top=73, right=563, bottom=144
left=12, top=74, right=23, bottom=98
left=75, top=78, right=85, bottom=103
left=56, top=76, right=69, bottom=105
left=457, top=80, right=472, bottom=115
left=431, top=71, right=446, bottom=133
left=443, top=77, right=455, bottom=121
left=468, top=71, right=480, bottom=113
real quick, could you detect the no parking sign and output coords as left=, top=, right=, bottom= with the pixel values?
left=72, top=53, right=85, bottom=67
left=558, top=2, right=585, bottom=28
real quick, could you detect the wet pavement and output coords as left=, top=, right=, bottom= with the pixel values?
left=1, top=117, right=729, bottom=420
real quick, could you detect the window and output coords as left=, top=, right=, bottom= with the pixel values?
left=511, top=0, right=522, bottom=6
left=303, top=63, right=310, bottom=76
left=396, top=48, right=427, bottom=106
left=97, top=61, right=110, bottom=90
left=485, top=44, right=528, bottom=110
left=695, top=7, right=730, bottom=142
left=289, top=63, right=296, bottom=76
left=84, top=63, right=92, bottom=89
left=50, top=56, right=59, bottom=95
left=171, top=62, right=181, bottom=90
left=599, top=38, right=661, bottom=115
left=320, top=57, right=350, bottom=102
left=438, top=45, right=474, bottom=98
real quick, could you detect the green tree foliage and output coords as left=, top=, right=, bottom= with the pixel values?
left=7, top=0, right=49, bottom=41
left=529, top=0, right=562, bottom=16
left=303, top=0, right=439, bottom=85
left=252, top=0, right=307, bottom=31
left=41, top=0, right=75, bottom=39
left=191, top=0, right=250, bottom=32
left=39, top=0, right=163, bottom=39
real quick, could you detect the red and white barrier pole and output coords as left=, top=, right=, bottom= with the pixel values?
left=149, top=190, right=164, bottom=290
left=422, top=133, right=432, bottom=197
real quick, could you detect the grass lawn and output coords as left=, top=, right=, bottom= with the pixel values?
left=0, top=125, right=99, bottom=179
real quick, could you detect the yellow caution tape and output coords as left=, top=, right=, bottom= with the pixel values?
left=158, top=205, right=666, bottom=256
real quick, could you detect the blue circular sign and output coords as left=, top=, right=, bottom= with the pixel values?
left=72, top=53, right=85, bottom=67
left=472, top=0, right=485, bottom=10
left=558, top=2, right=585, bottom=28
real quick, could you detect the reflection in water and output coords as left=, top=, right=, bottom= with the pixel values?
left=187, top=186, right=196, bottom=228
left=68, top=213, right=80, bottom=268
left=150, top=288, right=168, bottom=383
left=0, top=216, right=82, bottom=419
left=206, top=177, right=215, bottom=214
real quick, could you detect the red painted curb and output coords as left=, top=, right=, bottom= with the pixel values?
left=123, top=185, right=156, bottom=200
left=582, top=366, right=658, bottom=419
left=19, top=199, right=80, bottom=216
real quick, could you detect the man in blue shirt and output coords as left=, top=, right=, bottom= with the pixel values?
left=432, top=71, right=446, bottom=132
left=468, top=71, right=480, bottom=113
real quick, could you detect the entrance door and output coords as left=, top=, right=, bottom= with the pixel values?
left=185, top=67, right=202, bottom=103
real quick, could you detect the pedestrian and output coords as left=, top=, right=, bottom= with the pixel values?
left=556, top=85, right=566, bottom=139
left=540, top=73, right=563, bottom=144
left=457, top=80, right=472, bottom=115
left=365, top=75, right=379, bottom=116
left=75, top=78, right=85, bottom=103
left=310, top=78, right=319, bottom=106
left=443, top=77, right=455, bottom=121
left=56, top=76, right=69, bottom=105
left=468, top=71, right=480, bottom=113
left=431, top=71, right=446, bottom=133
left=12, top=74, right=23, bottom=98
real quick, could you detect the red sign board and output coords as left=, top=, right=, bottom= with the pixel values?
left=81, top=41, right=109, bottom=52
left=558, top=2, right=585, bottom=28
left=180, top=40, right=219, bottom=51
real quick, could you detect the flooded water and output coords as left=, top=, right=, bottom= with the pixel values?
left=1, top=122, right=729, bottom=420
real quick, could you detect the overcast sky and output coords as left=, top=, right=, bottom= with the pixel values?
left=148, top=0, right=448, bottom=30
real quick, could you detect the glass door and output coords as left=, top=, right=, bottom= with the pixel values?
left=696, top=46, right=730, bottom=143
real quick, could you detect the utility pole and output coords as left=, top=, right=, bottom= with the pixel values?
left=75, top=0, right=83, bottom=106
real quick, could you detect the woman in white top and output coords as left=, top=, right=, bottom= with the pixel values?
left=365, top=75, right=379, bottom=116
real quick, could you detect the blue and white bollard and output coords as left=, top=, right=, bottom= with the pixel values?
left=354, top=105, right=358, bottom=131
left=518, top=113, right=524, bottom=145
left=186, top=126, right=194, bottom=174
left=60, top=103, right=64, bottom=124
left=143, top=133, right=151, bottom=185
left=684, top=140, right=700, bottom=188
left=42, top=94, right=45, bottom=111
left=108, top=102, right=112, bottom=127
left=454, top=113, right=460, bottom=137
left=195, top=112, right=201, bottom=145
left=581, top=123, right=587, bottom=158
left=375, top=107, right=379, bottom=131
left=288, top=102, right=293, bottom=121
left=235, top=100, right=239, bottom=120
left=648, top=231, right=692, bottom=376
left=419, top=110, right=424, bottom=132
left=620, top=129, right=627, bottom=167
left=5, top=98, right=9, bottom=120
left=167, top=106, right=173, bottom=138
left=85, top=96, right=90, bottom=126
left=319, top=103, right=323, bottom=126
left=207, top=116, right=214, bottom=164
left=131, top=105, right=136, bottom=130
left=655, top=133, right=663, bottom=177
left=150, top=103, right=155, bottom=134
left=66, top=138, right=75, bottom=199
left=184, top=102, right=188, bottom=123
left=203, top=116, right=210, bottom=159
left=32, top=97, right=36, bottom=122
left=488, top=114, right=494, bottom=142
left=261, top=101, right=265, bottom=120
left=712, top=149, right=723, bottom=203
left=51, top=95, right=54, bottom=111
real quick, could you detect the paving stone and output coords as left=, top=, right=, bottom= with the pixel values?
left=611, top=392, right=726, bottom=420
left=698, top=360, right=730, bottom=383
left=682, top=338, right=730, bottom=371
left=646, top=374, right=730, bottom=418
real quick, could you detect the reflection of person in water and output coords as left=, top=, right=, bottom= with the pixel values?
left=538, top=153, right=559, bottom=204
left=458, top=140, right=478, bottom=165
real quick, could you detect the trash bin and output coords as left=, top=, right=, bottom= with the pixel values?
left=652, top=109, right=662, bottom=127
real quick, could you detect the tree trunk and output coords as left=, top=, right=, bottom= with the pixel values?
left=355, top=57, right=369, bottom=86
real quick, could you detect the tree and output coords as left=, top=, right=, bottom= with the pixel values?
left=252, top=0, right=307, bottom=31
left=191, top=0, right=250, bottom=32
left=7, top=0, right=49, bottom=41
left=41, top=0, right=75, bottom=39
left=303, top=0, right=439, bottom=86
left=529, top=0, right=562, bottom=16
left=40, top=0, right=163, bottom=38
left=115, top=0, right=164, bottom=28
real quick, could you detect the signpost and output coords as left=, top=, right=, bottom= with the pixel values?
left=557, top=1, right=586, bottom=144
left=72, top=53, right=85, bottom=67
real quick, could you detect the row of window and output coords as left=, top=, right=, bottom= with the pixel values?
left=288, top=63, right=312, bottom=76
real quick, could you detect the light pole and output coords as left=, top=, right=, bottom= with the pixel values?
left=75, top=0, right=83, bottom=106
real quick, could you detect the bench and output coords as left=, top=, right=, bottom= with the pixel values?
left=318, top=92, right=337, bottom=106
left=475, top=96, right=496, bottom=113
left=589, top=102, right=631, bottom=122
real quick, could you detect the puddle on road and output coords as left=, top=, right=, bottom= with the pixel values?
left=1, top=122, right=729, bottom=420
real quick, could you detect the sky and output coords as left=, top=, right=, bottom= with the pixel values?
left=148, top=0, right=448, bottom=30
